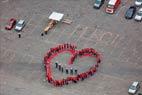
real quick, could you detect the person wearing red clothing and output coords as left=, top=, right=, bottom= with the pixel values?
left=63, top=79, right=68, bottom=85
left=53, top=80, right=58, bottom=86
left=53, top=80, right=63, bottom=87
left=89, top=70, right=94, bottom=76
left=63, top=44, right=65, bottom=50
left=47, top=52, right=51, bottom=59
left=97, top=58, right=101, bottom=63
left=79, top=51, right=83, bottom=56
left=70, top=44, right=73, bottom=49
left=61, top=44, right=64, bottom=50
left=80, top=73, right=85, bottom=81
left=72, top=45, right=76, bottom=50
left=78, top=73, right=87, bottom=81
left=67, top=76, right=78, bottom=83
left=66, top=77, right=72, bottom=82
left=58, top=80, right=63, bottom=86
left=47, top=77, right=53, bottom=83
left=58, top=45, right=62, bottom=52
left=44, top=56, right=48, bottom=64
left=66, top=43, right=69, bottom=49
left=50, top=48, right=54, bottom=53
left=71, top=55, right=76, bottom=64
left=71, top=76, right=78, bottom=83
left=53, top=47, right=57, bottom=53
left=88, top=67, right=95, bottom=76
left=95, top=63, right=99, bottom=68
left=92, top=67, right=97, bottom=73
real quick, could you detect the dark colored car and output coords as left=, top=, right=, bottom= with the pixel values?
left=93, top=0, right=105, bottom=9
left=138, top=93, right=142, bottom=95
left=125, top=6, right=136, bottom=19
left=5, top=18, right=16, bottom=30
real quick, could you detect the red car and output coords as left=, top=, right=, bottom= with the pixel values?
left=5, top=18, right=16, bottom=30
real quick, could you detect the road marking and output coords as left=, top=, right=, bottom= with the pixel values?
left=8, top=51, right=16, bottom=63
left=99, top=72, right=131, bottom=82
left=100, top=31, right=113, bottom=46
left=0, top=46, right=41, bottom=63
left=0, top=49, right=16, bottom=63
left=115, top=5, right=126, bottom=16
left=44, top=39, right=58, bottom=45
left=68, top=24, right=81, bottom=39
left=111, top=34, right=120, bottom=47
left=0, top=48, right=8, bottom=59
left=89, top=26, right=98, bottom=39
left=76, top=26, right=88, bottom=42
left=82, top=36, right=96, bottom=42
left=117, top=50, right=130, bottom=63
left=1, top=0, right=9, bottom=3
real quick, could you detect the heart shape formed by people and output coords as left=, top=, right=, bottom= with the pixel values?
left=44, top=43, right=102, bottom=87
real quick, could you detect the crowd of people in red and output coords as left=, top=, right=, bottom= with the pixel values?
left=43, top=43, right=101, bottom=87
left=44, top=43, right=76, bottom=61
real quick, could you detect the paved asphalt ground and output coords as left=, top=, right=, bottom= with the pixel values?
left=0, top=0, right=142, bottom=95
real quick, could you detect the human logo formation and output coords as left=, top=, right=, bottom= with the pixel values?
left=44, top=43, right=102, bottom=87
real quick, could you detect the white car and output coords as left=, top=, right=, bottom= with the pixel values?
left=135, top=0, right=142, bottom=6
left=134, top=8, right=142, bottom=21
left=128, top=81, right=140, bottom=94
left=15, top=20, right=25, bottom=32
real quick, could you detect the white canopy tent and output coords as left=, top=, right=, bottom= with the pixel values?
left=49, top=12, right=64, bottom=21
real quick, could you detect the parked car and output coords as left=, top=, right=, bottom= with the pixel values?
left=125, top=6, right=136, bottom=19
left=105, top=0, right=121, bottom=14
left=128, top=81, right=140, bottom=94
left=5, top=18, right=16, bottom=30
left=138, top=93, right=142, bottom=95
left=134, top=8, right=142, bottom=21
left=135, top=0, right=142, bottom=6
left=93, top=0, right=105, bottom=9
left=15, top=20, right=25, bottom=32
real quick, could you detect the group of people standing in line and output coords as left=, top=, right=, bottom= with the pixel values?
left=55, top=62, right=78, bottom=75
